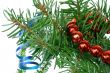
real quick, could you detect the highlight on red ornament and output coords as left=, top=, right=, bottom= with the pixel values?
left=107, top=30, right=110, bottom=34
left=69, top=27, right=78, bottom=34
left=89, top=45, right=103, bottom=57
left=79, top=40, right=90, bottom=52
left=72, top=31, right=83, bottom=43
left=67, top=22, right=76, bottom=28
left=87, top=19, right=93, bottom=24
left=101, top=50, right=110, bottom=64
left=71, top=18, right=77, bottom=23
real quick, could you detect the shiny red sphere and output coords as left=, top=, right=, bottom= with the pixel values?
left=67, top=22, right=76, bottom=28
left=68, top=25, right=78, bottom=34
left=89, top=45, right=103, bottom=57
left=101, top=50, right=110, bottom=64
left=71, top=18, right=77, bottom=23
left=107, top=30, right=110, bottom=34
left=79, top=40, right=90, bottom=52
left=87, top=19, right=93, bottom=24
left=72, top=31, right=83, bottom=43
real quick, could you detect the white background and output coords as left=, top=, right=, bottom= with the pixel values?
left=0, top=0, right=34, bottom=73
left=0, top=0, right=110, bottom=73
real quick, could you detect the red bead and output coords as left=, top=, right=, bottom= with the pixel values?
left=72, top=31, right=83, bottom=43
left=79, top=40, right=90, bottom=52
left=107, top=30, right=110, bottom=34
left=87, top=19, right=93, bottom=24
left=89, top=45, right=103, bottom=57
left=69, top=28, right=77, bottom=34
left=71, top=18, right=77, bottom=23
left=67, top=22, right=76, bottom=28
left=101, top=50, right=110, bottom=64
left=68, top=25, right=78, bottom=34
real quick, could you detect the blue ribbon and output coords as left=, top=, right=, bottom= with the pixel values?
left=17, top=12, right=42, bottom=37
left=19, top=62, right=39, bottom=70
left=18, top=30, right=25, bottom=37
left=16, top=12, right=42, bottom=70
left=16, top=43, right=40, bottom=70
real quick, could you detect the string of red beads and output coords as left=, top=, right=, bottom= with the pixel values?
left=67, top=18, right=110, bottom=64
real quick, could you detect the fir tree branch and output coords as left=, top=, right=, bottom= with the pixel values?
left=77, top=0, right=81, bottom=19
left=3, top=0, right=110, bottom=73
left=3, top=9, right=57, bottom=53
left=33, top=0, right=63, bottom=32
left=33, top=0, right=48, bottom=16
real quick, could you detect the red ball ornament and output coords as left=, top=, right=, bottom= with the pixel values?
left=71, top=18, right=77, bottom=23
left=72, top=31, right=83, bottom=43
left=87, top=19, right=93, bottom=24
left=68, top=25, right=78, bottom=34
left=89, top=45, right=103, bottom=57
left=101, top=50, right=110, bottom=64
left=67, top=22, right=76, bottom=28
left=107, top=30, right=110, bottom=34
left=79, top=40, right=90, bottom=52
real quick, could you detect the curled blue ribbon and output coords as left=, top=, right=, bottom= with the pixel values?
left=17, top=12, right=42, bottom=37
left=27, top=12, right=41, bottom=27
left=18, top=30, right=25, bottom=37
left=16, top=43, right=40, bottom=70
left=16, top=12, right=42, bottom=70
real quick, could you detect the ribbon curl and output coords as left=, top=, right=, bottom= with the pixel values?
left=16, top=43, right=40, bottom=70
left=16, top=12, right=42, bottom=70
